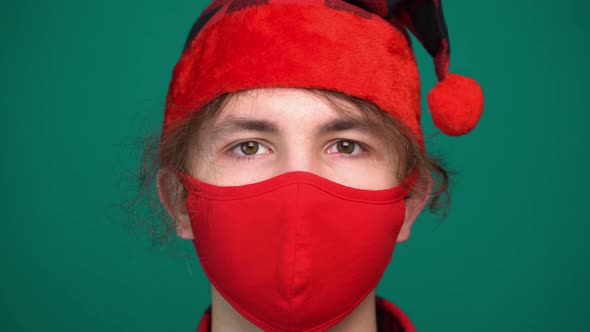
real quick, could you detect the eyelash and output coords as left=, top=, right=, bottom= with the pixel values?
left=226, top=140, right=368, bottom=161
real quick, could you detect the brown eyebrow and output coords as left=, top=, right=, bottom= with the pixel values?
left=314, top=118, right=375, bottom=136
left=210, top=117, right=280, bottom=141
left=210, top=115, right=377, bottom=142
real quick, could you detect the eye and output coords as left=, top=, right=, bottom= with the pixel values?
left=326, top=140, right=366, bottom=156
left=229, top=141, right=271, bottom=159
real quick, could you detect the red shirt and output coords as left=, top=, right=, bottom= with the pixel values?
left=196, top=296, right=416, bottom=332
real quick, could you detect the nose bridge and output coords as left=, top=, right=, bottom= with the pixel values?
left=279, top=137, right=318, bottom=174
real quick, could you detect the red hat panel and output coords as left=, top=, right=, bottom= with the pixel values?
left=162, top=0, right=484, bottom=162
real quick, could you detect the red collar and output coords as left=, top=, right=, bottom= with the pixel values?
left=196, top=296, right=416, bottom=332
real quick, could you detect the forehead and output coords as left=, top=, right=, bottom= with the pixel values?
left=215, top=88, right=366, bottom=126
left=200, top=88, right=390, bottom=146
left=217, top=88, right=346, bottom=123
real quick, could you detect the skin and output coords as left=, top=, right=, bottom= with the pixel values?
left=158, top=88, right=432, bottom=332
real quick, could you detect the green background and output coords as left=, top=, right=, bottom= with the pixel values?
left=1, top=0, right=588, bottom=331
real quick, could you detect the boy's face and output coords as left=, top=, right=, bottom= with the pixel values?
left=188, top=88, right=399, bottom=190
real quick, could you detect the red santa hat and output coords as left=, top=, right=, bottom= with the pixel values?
left=161, top=0, right=484, bottom=155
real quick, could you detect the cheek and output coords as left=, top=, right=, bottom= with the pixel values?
left=214, top=169, right=277, bottom=186
left=322, top=147, right=399, bottom=189
left=189, top=150, right=222, bottom=184
left=190, top=153, right=278, bottom=186
left=194, top=161, right=397, bottom=189
left=189, top=142, right=399, bottom=188
left=326, top=162, right=398, bottom=190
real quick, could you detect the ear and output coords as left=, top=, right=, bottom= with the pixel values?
left=156, top=168, right=194, bottom=240
left=396, top=171, right=433, bottom=243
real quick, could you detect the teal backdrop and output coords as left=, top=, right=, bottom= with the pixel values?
left=1, top=0, right=588, bottom=331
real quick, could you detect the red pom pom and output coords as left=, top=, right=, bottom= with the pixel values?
left=427, top=73, right=484, bottom=136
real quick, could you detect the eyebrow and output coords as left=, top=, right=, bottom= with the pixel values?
left=210, top=116, right=376, bottom=142
left=210, top=117, right=280, bottom=142
left=315, top=118, right=375, bottom=135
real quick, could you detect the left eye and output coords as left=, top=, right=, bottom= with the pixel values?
left=327, top=140, right=364, bottom=155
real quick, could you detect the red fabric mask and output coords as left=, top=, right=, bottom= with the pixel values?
left=175, top=169, right=418, bottom=332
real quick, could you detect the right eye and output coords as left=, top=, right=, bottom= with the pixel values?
left=229, top=141, right=271, bottom=159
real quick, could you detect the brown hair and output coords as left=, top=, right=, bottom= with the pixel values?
left=127, top=88, right=451, bottom=246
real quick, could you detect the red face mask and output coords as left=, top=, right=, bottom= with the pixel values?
left=175, top=169, right=418, bottom=332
